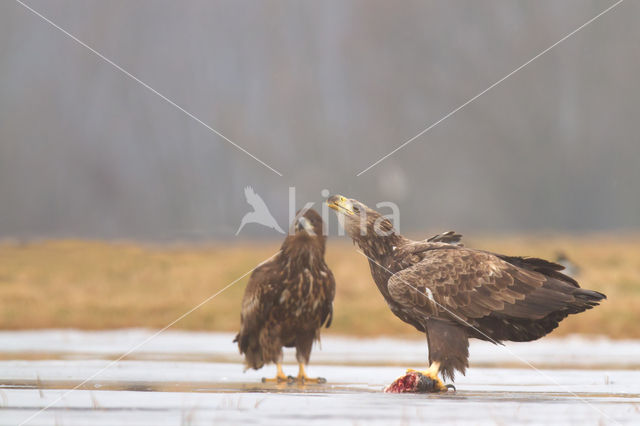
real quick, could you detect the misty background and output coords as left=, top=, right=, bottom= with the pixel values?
left=1, top=0, right=638, bottom=241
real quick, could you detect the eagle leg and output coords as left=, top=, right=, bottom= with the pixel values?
left=261, top=363, right=288, bottom=383
left=289, top=363, right=326, bottom=384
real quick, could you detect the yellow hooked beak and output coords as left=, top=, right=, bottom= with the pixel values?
left=327, top=194, right=355, bottom=216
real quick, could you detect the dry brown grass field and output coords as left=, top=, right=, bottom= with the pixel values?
left=0, top=235, right=638, bottom=338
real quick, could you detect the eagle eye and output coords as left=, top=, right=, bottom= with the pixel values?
left=353, top=205, right=360, bottom=213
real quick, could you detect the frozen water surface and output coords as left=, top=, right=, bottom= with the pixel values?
left=0, top=330, right=638, bottom=425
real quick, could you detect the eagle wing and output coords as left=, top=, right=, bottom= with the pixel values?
left=426, top=231, right=464, bottom=246
left=387, top=247, right=589, bottom=328
left=320, top=268, right=336, bottom=328
left=237, top=261, right=281, bottom=341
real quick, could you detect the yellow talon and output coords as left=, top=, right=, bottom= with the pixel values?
left=294, top=363, right=326, bottom=384
left=386, top=362, right=454, bottom=393
left=406, top=362, right=448, bottom=392
left=407, top=361, right=440, bottom=376
left=261, top=363, right=288, bottom=383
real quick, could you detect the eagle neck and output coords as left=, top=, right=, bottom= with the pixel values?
left=354, top=232, right=403, bottom=261
left=280, top=237, right=324, bottom=277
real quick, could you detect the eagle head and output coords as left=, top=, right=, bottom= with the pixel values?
left=291, top=208, right=324, bottom=237
left=327, top=194, right=393, bottom=240
left=282, top=208, right=327, bottom=257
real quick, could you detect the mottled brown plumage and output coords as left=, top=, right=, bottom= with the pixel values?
left=328, top=195, right=606, bottom=386
left=234, top=209, right=335, bottom=382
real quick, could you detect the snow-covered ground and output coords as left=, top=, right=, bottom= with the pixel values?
left=0, top=330, right=638, bottom=425
left=1, top=329, right=639, bottom=368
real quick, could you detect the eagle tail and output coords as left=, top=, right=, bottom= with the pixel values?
left=474, top=286, right=606, bottom=343
left=234, top=331, right=265, bottom=370
left=567, top=287, right=606, bottom=313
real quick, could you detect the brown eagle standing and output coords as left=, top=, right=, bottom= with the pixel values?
left=328, top=195, right=606, bottom=392
left=234, top=208, right=335, bottom=383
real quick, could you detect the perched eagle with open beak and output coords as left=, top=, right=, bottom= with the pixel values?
left=234, top=208, right=335, bottom=383
left=328, top=195, right=606, bottom=393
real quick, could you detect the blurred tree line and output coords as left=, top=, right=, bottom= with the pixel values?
left=1, top=0, right=638, bottom=240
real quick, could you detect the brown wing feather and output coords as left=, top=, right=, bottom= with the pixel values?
left=237, top=262, right=278, bottom=335
left=320, top=269, right=336, bottom=328
left=389, top=249, right=539, bottom=322
left=427, top=231, right=464, bottom=246
left=234, top=260, right=283, bottom=369
left=388, top=247, right=604, bottom=335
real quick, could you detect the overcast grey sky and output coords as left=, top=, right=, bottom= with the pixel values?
left=1, top=0, right=638, bottom=240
